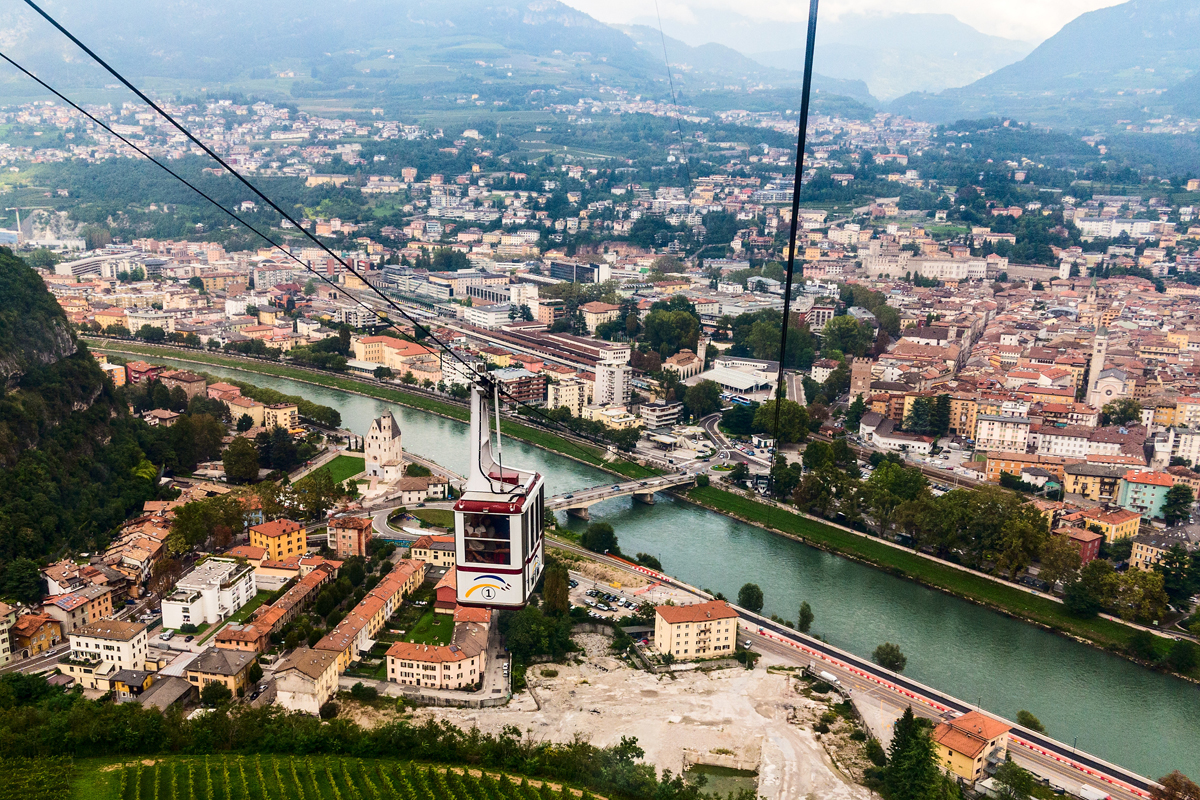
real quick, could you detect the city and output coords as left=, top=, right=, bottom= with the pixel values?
left=0, top=1, right=1199, bottom=800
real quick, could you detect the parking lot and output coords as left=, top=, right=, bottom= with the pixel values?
left=567, top=576, right=645, bottom=621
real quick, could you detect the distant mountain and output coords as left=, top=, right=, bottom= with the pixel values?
left=891, top=0, right=1200, bottom=125
left=617, top=24, right=877, bottom=105
left=627, top=11, right=1033, bottom=100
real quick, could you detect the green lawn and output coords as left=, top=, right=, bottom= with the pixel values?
left=89, top=340, right=657, bottom=480
left=410, top=508, right=454, bottom=529
left=686, top=486, right=1186, bottom=667
left=314, top=454, right=366, bottom=484
left=404, top=610, right=454, bottom=646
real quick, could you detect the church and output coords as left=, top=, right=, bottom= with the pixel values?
left=365, top=411, right=404, bottom=481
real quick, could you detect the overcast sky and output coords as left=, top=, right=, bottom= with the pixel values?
left=560, top=0, right=1127, bottom=43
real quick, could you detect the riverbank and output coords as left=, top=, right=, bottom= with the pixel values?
left=86, top=339, right=655, bottom=480
left=682, top=484, right=1193, bottom=677
left=91, top=339, right=1193, bottom=682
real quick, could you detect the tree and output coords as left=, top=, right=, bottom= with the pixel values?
left=374, top=366, right=394, bottom=381
left=1116, top=568, right=1169, bottom=624
left=543, top=563, right=570, bottom=616
left=797, top=601, right=814, bottom=633
left=1155, top=544, right=1198, bottom=606
left=1015, top=710, right=1045, bottom=733
left=872, top=642, right=907, bottom=672
left=1101, top=397, right=1143, bottom=427
left=1038, top=535, right=1082, bottom=587
left=235, top=413, right=255, bottom=432
left=753, top=400, right=809, bottom=444
left=3, top=558, right=44, bottom=603
left=1151, top=771, right=1200, bottom=800
left=635, top=553, right=663, bottom=571
left=822, top=316, right=873, bottom=357
left=721, top=403, right=758, bottom=437
left=580, top=522, right=619, bottom=555
left=1064, top=559, right=1119, bottom=618
left=737, top=583, right=764, bottom=613
left=993, top=760, right=1036, bottom=800
left=223, top=437, right=261, bottom=485
left=844, top=394, right=867, bottom=431
left=1162, top=484, right=1195, bottom=527
left=201, top=681, right=233, bottom=707
left=682, top=380, right=722, bottom=420
left=885, top=707, right=941, bottom=800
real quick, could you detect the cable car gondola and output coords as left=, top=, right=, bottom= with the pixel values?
left=454, top=381, right=545, bottom=608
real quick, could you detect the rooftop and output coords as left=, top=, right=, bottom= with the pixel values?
left=655, top=599, right=739, bottom=625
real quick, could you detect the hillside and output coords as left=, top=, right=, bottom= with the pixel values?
left=0, top=254, right=165, bottom=588
left=0, top=0, right=870, bottom=117
left=891, top=0, right=1200, bottom=125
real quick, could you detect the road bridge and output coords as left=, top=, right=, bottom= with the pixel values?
left=545, top=473, right=695, bottom=519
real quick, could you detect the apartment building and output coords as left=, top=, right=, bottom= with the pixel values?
left=42, top=585, right=114, bottom=634
left=386, top=624, right=488, bottom=690
left=274, top=647, right=341, bottom=715
left=263, top=403, right=299, bottom=430
left=654, top=600, right=739, bottom=660
left=61, top=620, right=148, bottom=690
left=249, top=518, right=307, bottom=562
left=161, top=557, right=256, bottom=630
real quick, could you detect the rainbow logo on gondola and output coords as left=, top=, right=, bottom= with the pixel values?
left=465, top=574, right=512, bottom=599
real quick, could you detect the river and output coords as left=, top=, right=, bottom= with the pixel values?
left=151, top=355, right=1200, bottom=780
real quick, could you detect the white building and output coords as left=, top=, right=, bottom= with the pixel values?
left=463, top=303, right=514, bottom=329
left=974, top=414, right=1032, bottom=453
left=1034, top=426, right=1092, bottom=458
left=60, top=620, right=148, bottom=689
left=161, top=558, right=256, bottom=630
left=594, top=364, right=632, bottom=406
left=365, top=411, right=404, bottom=479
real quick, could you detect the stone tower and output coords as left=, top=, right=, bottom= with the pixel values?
left=850, top=358, right=874, bottom=400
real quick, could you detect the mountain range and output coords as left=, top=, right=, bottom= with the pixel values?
left=0, top=0, right=1197, bottom=130
left=890, top=0, right=1200, bottom=125
left=632, top=11, right=1034, bottom=101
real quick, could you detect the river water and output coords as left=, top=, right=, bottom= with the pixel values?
left=152, top=356, right=1200, bottom=780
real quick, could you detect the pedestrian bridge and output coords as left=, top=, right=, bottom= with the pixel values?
left=546, top=473, right=696, bottom=519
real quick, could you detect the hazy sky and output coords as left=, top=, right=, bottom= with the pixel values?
left=560, top=0, right=1127, bottom=43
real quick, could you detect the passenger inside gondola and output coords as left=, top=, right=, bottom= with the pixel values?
left=463, top=513, right=512, bottom=564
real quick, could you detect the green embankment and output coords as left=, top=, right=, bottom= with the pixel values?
left=88, top=340, right=655, bottom=480
left=686, top=486, right=1185, bottom=666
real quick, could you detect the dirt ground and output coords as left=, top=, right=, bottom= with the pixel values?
left=413, top=646, right=877, bottom=800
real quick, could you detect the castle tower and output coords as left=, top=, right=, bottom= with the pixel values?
left=365, top=411, right=403, bottom=479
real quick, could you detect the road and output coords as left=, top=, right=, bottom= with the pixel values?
left=699, top=413, right=771, bottom=468
left=546, top=473, right=695, bottom=511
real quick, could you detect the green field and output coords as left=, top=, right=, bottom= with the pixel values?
left=315, top=455, right=366, bottom=484
left=53, top=756, right=597, bottom=800
left=405, top=610, right=454, bottom=646
left=410, top=508, right=454, bottom=529
left=88, top=341, right=656, bottom=480
left=686, top=486, right=1185, bottom=667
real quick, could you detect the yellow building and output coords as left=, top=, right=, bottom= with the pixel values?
left=10, top=614, right=61, bottom=658
left=1062, top=464, right=1124, bottom=502
left=581, top=404, right=644, bottom=430
left=263, top=403, right=299, bottom=430
left=228, top=396, right=266, bottom=428
left=653, top=600, right=739, bottom=660
left=249, top=518, right=306, bottom=561
left=1130, top=532, right=1184, bottom=571
left=185, top=646, right=256, bottom=695
left=931, top=711, right=1011, bottom=784
left=1075, top=507, right=1141, bottom=543
left=199, top=272, right=239, bottom=292
left=948, top=394, right=977, bottom=437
